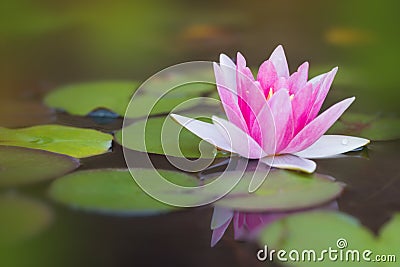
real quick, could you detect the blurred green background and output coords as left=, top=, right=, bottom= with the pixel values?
left=1, top=0, right=399, bottom=116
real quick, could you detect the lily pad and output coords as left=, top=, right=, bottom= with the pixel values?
left=117, top=114, right=229, bottom=158
left=211, top=170, right=344, bottom=212
left=328, top=113, right=400, bottom=141
left=44, top=81, right=139, bottom=117
left=48, top=169, right=199, bottom=215
left=0, top=194, right=53, bottom=245
left=0, top=125, right=112, bottom=158
left=0, top=146, right=79, bottom=187
left=258, top=211, right=400, bottom=266
left=45, top=81, right=214, bottom=119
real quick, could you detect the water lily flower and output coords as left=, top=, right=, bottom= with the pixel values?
left=171, top=45, right=369, bottom=174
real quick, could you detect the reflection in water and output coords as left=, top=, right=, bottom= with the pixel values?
left=210, top=202, right=338, bottom=247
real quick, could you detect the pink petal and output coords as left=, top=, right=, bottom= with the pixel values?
left=245, top=214, right=264, bottom=230
left=257, top=60, right=278, bottom=96
left=294, top=135, right=370, bottom=159
left=211, top=207, right=234, bottom=230
left=234, top=212, right=245, bottom=229
left=211, top=218, right=231, bottom=247
left=233, top=213, right=246, bottom=240
left=212, top=116, right=267, bottom=159
left=268, top=90, right=293, bottom=152
left=219, top=53, right=236, bottom=71
left=236, top=52, right=266, bottom=131
left=269, top=45, right=290, bottom=78
left=291, top=83, right=313, bottom=135
left=260, top=154, right=316, bottom=173
left=288, top=62, right=309, bottom=95
left=252, top=102, right=276, bottom=155
left=306, top=67, right=338, bottom=123
left=273, top=77, right=289, bottom=92
left=170, top=114, right=234, bottom=153
left=218, top=54, right=237, bottom=97
left=213, top=63, right=248, bottom=133
left=308, top=72, right=326, bottom=86
left=281, top=97, right=355, bottom=154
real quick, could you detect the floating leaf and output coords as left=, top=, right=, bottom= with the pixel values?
left=0, top=194, right=53, bottom=245
left=258, top=211, right=400, bottom=267
left=125, top=82, right=215, bottom=119
left=45, top=81, right=214, bottom=119
left=117, top=114, right=229, bottom=158
left=0, top=146, right=79, bottom=187
left=211, top=170, right=344, bottom=212
left=0, top=125, right=112, bottom=158
left=140, top=66, right=215, bottom=95
left=328, top=113, right=400, bottom=141
left=48, top=169, right=199, bottom=215
left=44, top=81, right=139, bottom=117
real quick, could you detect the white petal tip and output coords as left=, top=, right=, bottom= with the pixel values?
left=294, top=135, right=370, bottom=159
left=169, top=113, right=182, bottom=123
left=261, top=155, right=317, bottom=173
left=219, top=54, right=235, bottom=68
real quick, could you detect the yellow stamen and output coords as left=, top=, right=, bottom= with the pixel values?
left=266, top=88, right=274, bottom=101
left=265, top=88, right=295, bottom=101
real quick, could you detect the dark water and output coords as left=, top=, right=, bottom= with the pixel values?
left=1, top=0, right=400, bottom=266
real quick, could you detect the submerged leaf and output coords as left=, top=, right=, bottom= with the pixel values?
left=0, top=194, right=53, bottom=245
left=0, top=125, right=112, bottom=158
left=0, top=146, right=79, bottom=187
left=48, top=169, right=199, bottom=215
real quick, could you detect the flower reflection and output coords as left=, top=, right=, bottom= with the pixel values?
left=210, top=202, right=338, bottom=247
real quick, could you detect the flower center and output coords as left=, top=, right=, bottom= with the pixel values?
left=266, top=88, right=294, bottom=101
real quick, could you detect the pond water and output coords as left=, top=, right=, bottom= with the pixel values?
left=1, top=1, right=400, bottom=266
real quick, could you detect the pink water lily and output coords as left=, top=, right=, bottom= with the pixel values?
left=171, top=45, right=369, bottom=173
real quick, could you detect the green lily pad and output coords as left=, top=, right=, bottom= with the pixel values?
left=0, top=125, right=112, bottom=158
left=0, top=194, right=53, bottom=245
left=44, top=81, right=214, bottom=119
left=48, top=169, right=200, bottom=215
left=0, top=146, right=79, bottom=187
left=211, top=170, right=344, bottom=212
left=140, top=65, right=215, bottom=95
left=328, top=113, right=400, bottom=141
left=117, top=114, right=229, bottom=158
left=44, top=81, right=139, bottom=117
left=258, top=211, right=400, bottom=266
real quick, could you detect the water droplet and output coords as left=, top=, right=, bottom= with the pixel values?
left=341, top=139, right=348, bottom=145
left=30, top=137, right=52, bottom=145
